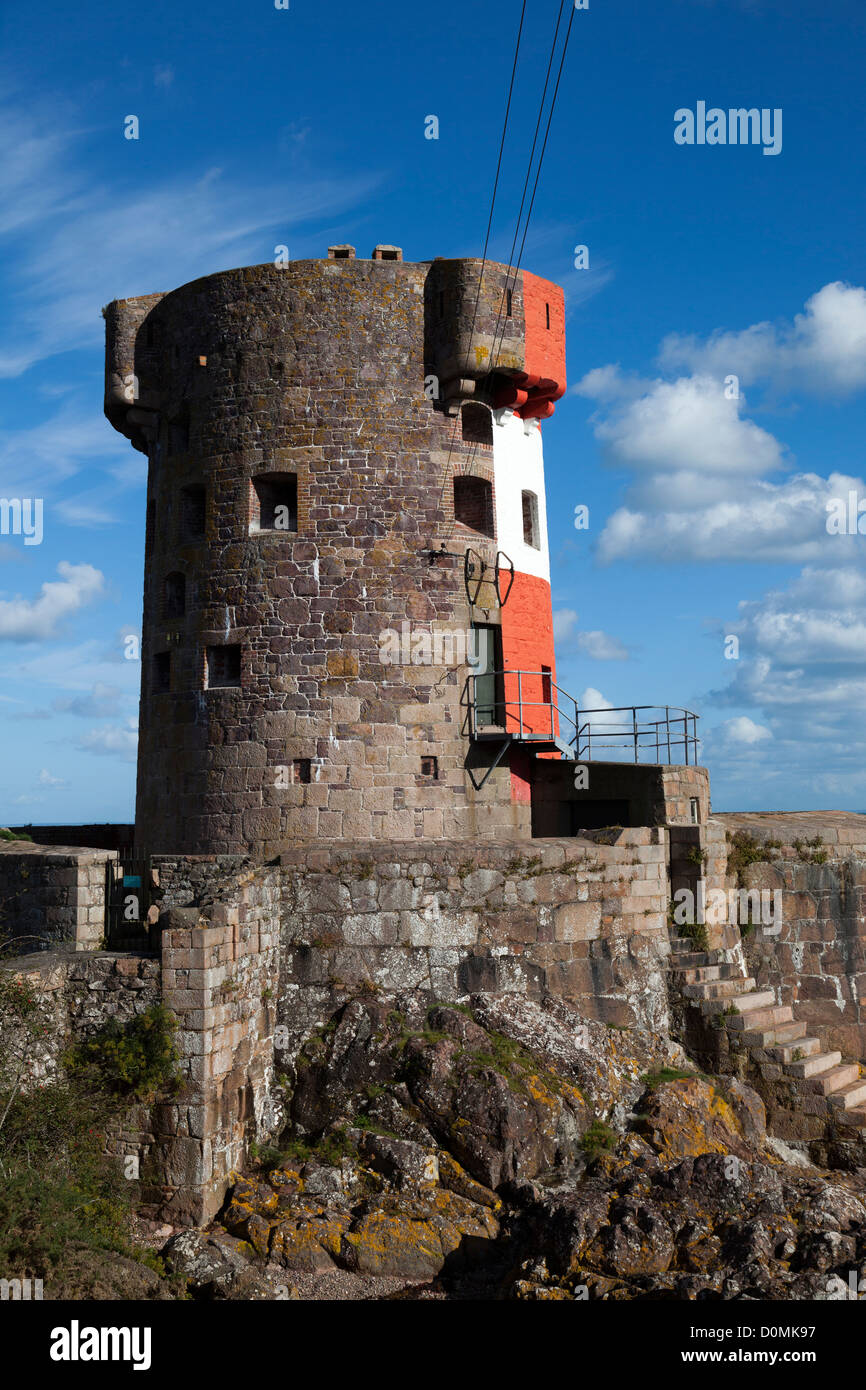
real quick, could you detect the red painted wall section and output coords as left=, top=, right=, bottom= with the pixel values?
left=521, top=271, right=566, bottom=418
left=500, top=570, right=558, bottom=799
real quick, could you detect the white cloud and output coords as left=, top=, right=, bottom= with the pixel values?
left=553, top=609, right=629, bottom=659
left=53, top=683, right=124, bottom=718
left=37, top=767, right=67, bottom=786
left=659, top=282, right=866, bottom=396
left=77, top=719, right=138, bottom=762
left=714, top=716, right=772, bottom=746
left=0, top=562, right=104, bottom=641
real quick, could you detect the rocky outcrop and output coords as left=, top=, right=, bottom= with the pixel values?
left=149, top=988, right=866, bottom=1299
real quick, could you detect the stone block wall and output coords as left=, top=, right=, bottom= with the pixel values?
left=154, top=863, right=280, bottom=1223
left=0, top=844, right=116, bottom=951
left=276, top=832, right=672, bottom=1057
left=715, top=814, right=866, bottom=1061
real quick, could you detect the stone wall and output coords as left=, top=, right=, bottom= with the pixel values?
left=0, top=844, right=116, bottom=951
left=154, top=863, right=280, bottom=1223
left=530, top=761, right=711, bottom=836
left=718, top=813, right=866, bottom=1061
left=276, top=833, right=672, bottom=1056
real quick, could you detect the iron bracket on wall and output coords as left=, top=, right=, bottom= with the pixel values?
left=466, top=735, right=513, bottom=791
left=464, top=548, right=514, bottom=608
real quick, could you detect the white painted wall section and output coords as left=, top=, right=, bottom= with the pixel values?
left=491, top=408, right=551, bottom=583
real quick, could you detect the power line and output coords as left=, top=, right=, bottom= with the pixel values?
left=431, top=0, right=528, bottom=532
left=482, top=0, right=576, bottom=432
left=456, top=0, right=574, bottom=496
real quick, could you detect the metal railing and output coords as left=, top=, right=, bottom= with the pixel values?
left=463, top=670, right=700, bottom=764
left=574, top=704, right=700, bottom=765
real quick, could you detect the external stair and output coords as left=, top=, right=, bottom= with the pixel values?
left=668, top=934, right=866, bottom=1133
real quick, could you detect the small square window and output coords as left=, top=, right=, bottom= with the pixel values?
left=421, top=756, right=438, bottom=778
left=292, top=758, right=312, bottom=785
left=207, top=645, right=241, bottom=689
left=453, top=475, right=494, bottom=537
left=251, top=473, right=298, bottom=532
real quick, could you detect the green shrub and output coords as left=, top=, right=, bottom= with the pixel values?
left=65, top=1004, right=181, bottom=1101
left=579, top=1119, right=617, bottom=1159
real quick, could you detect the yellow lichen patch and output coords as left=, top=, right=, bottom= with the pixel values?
left=636, top=1078, right=746, bottom=1161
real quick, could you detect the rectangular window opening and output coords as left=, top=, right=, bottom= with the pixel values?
left=522, top=490, right=540, bottom=548
left=180, top=485, right=206, bottom=540
left=153, top=652, right=171, bottom=694
left=453, top=475, right=494, bottom=538
left=252, top=473, right=298, bottom=532
left=506, top=288, right=513, bottom=318
left=545, top=302, right=550, bottom=329
left=420, top=755, right=438, bottom=778
left=292, top=758, right=312, bottom=785
left=689, top=797, right=701, bottom=825
left=206, top=644, right=241, bottom=689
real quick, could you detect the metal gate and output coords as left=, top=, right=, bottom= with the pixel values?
left=104, top=858, right=155, bottom=952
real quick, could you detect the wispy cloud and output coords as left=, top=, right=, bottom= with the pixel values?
left=0, top=89, right=382, bottom=378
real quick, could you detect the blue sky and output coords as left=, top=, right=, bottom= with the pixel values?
left=2, top=0, right=866, bottom=821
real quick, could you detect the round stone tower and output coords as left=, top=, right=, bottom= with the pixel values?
left=104, top=245, right=566, bottom=857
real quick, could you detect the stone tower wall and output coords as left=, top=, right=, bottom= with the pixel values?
left=104, top=254, right=566, bottom=859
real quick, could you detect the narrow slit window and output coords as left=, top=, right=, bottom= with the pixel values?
left=169, top=416, right=189, bottom=455
left=164, top=572, right=186, bottom=619
left=690, top=797, right=701, bottom=824
left=180, top=485, right=206, bottom=540
left=522, top=490, right=540, bottom=548
left=153, top=652, right=171, bottom=694
left=506, top=288, right=513, bottom=318
left=545, top=302, right=550, bottom=329
left=206, top=645, right=241, bottom=689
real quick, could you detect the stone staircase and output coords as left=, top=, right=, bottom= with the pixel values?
left=668, top=933, right=866, bottom=1136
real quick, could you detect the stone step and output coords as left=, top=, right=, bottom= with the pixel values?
left=771, top=1037, right=822, bottom=1064
left=837, top=1106, right=866, bottom=1130
left=671, top=964, right=724, bottom=983
left=725, top=1004, right=793, bottom=1032
left=701, top=989, right=775, bottom=1017
left=683, top=976, right=756, bottom=1001
left=738, top=1018, right=808, bottom=1047
left=829, top=1077, right=866, bottom=1110
left=806, top=1063, right=861, bottom=1096
left=786, top=1050, right=841, bottom=1080
left=668, top=945, right=731, bottom=967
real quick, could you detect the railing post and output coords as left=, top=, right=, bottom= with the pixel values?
left=517, top=669, right=522, bottom=737
left=632, top=707, right=639, bottom=763
left=684, top=712, right=689, bottom=765
left=666, top=706, right=671, bottom=764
